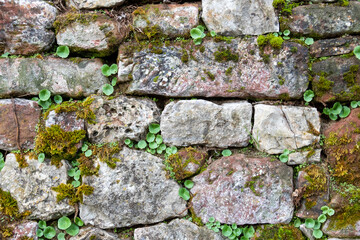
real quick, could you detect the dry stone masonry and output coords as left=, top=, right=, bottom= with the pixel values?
left=0, top=0, right=360, bottom=239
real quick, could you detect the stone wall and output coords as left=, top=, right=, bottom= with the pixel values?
left=0, top=0, right=360, bottom=239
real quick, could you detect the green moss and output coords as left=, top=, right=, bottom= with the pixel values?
left=52, top=183, right=94, bottom=205
left=255, top=224, right=305, bottom=240
left=244, top=176, right=262, bottom=196
left=153, top=76, right=159, bottom=82
left=14, top=153, right=28, bottom=168
left=343, top=65, right=359, bottom=86
left=262, top=54, right=270, bottom=64
left=225, top=67, right=233, bottom=76
left=214, top=47, right=239, bottom=62
left=278, top=76, right=285, bottom=85
left=303, top=165, right=327, bottom=209
left=35, top=125, right=86, bottom=167
left=312, top=72, right=334, bottom=97
left=272, top=0, right=285, bottom=8
left=150, top=48, right=163, bottom=54
left=338, top=0, right=349, bottom=6
left=257, top=34, right=284, bottom=50
left=279, top=93, right=290, bottom=100
left=213, top=35, right=234, bottom=44
left=53, top=12, right=100, bottom=34
left=181, top=50, right=189, bottom=63
left=199, top=46, right=205, bottom=53
left=204, top=70, right=215, bottom=81
left=277, top=62, right=284, bottom=67
left=269, top=37, right=284, bottom=49
left=290, top=47, right=298, bottom=53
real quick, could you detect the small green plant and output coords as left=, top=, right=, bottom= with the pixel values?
left=222, top=149, right=232, bottom=157
left=354, top=45, right=360, bottom=60
left=101, top=64, right=118, bottom=77
left=102, top=84, right=114, bottom=96
left=279, top=149, right=290, bottom=163
left=68, top=166, right=81, bottom=188
left=190, top=25, right=206, bottom=45
left=53, top=95, right=63, bottom=104
left=111, top=77, right=117, bottom=87
left=210, top=31, right=217, bottom=37
left=303, top=89, right=314, bottom=105
left=179, top=180, right=193, bottom=201
left=56, top=46, right=70, bottom=58
left=206, top=217, right=255, bottom=240
left=351, top=100, right=360, bottom=108
left=0, top=153, right=4, bottom=171
left=305, top=38, right=314, bottom=45
left=0, top=52, right=10, bottom=58
left=37, top=89, right=53, bottom=110
left=38, top=153, right=45, bottom=163
left=37, top=216, right=83, bottom=240
left=323, top=102, right=352, bottom=120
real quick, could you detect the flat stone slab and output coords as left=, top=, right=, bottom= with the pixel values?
left=86, top=96, right=160, bottom=143
left=323, top=220, right=360, bottom=238
left=118, top=38, right=309, bottom=100
left=252, top=104, right=321, bottom=154
left=133, top=3, right=199, bottom=39
left=0, top=0, right=57, bottom=55
left=0, top=57, right=108, bottom=98
left=80, top=147, right=187, bottom=229
left=190, top=154, right=294, bottom=225
left=202, top=0, right=278, bottom=36
left=288, top=2, right=360, bottom=38
left=287, top=149, right=321, bottom=165
left=0, top=99, right=41, bottom=151
left=134, top=219, right=225, bottom=240
left=69, top=227, right=120, bottom=240
left=160, top=100, right=252, bottom=148
left=310, top=36, right=360, bottom=58
left=67, top=0, right=125, bottom=9
left=0, top=154, right=74, bottom=221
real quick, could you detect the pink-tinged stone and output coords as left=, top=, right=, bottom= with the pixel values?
left=0, top=0, right=57, bottom=55
left=8, top=221, right=38, bottom=240
left=190, top=154, right=294, bottom=225
left=310, top=36, right=360, bottom=58
left=118, top=38, right=309, bottom=100
left=0, top=99, right=41, bottom=151
left=133, top=3, right=199, bottom=39
left=45, top=110, right=85, bottom=132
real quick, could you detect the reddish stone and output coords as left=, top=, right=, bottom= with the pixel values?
left=8, top=221, right=38, bottom=240
left=0, top=99, right=41, bottom=151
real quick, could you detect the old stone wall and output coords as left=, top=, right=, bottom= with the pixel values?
left=0, top=0, right=360, bottom=239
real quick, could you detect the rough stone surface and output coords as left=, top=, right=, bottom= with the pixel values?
left=56, top=15, right=123, bottom=57
left=86, top=96, right=160, bottom=144
left=133, top=3, right=199, bottom=39
left=310, top=36, right=360, bottom=58
left=252, top=104, right=321, bottom=154
left=288, top=2, right=360, bottom=38
left=0, top=154, right=74, bottom=221
left=201, top=0, right=278, bottom=36
left=0, top=0, right=57, bottom=55
left=0, top=57, right=108, bottom=98
left=118, top=38, right=309, bottom=100
left=190, top=154, right=294, bottom=225
left=323, top=220, right=360, bottom=238
left=8, top=221, right=38, bottom=240
left=312, top=56, right=360, bottom=102
left=45, top=110, right=85, bottom=132
left=287, top=149, right=321, bottom=165
left=68, top=0, right=125, bottom=9
left=0, top=99, right=41, bottom=151
left=69, top=227, right=120, bottom=240
left=300, top=224, right=315, bottom=240
left=134, top=219, right=225, bottom=240
left=80, top=147, right=187, bottom=229
left=161, top=100, right=252, bottom=148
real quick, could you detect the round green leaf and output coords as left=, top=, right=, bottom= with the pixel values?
left=210, top=31, right=217, bottom=37
left=149, top=123, right=161, bottom=134
left=318, top=214, right=327, bottom=223
left=149, top=142, right=158, bottom=149
left=321, top=205, right=329, bottom=213
left=38, top=153, right=45, bottom=163
left=294, top=218, right=301, bottom=227
left=178, top=187, right=190, bottom=200
left=190, top=28, right=203, bottom=39
left=170, top=146, right=177, bottom=154
left=38, top=220, right=47, bottom=229
left=193, top=38, right=202, bottom=45
left=303, top=90, right=314, bottom=102
left=305, top=38, right=314, bottom=45
left=74, top=217, right=84, bottom=227
left=222, top=149, right=232, bottom=157
left=53, top=95, right=63, bottom=104
left=155, top=135, right=163, bottom=144
left=331, top=102, right=343, bottom=115
left=313, top=229, right=323, bottom=239
left=56, top=46, right=70, bottom=58
left=102, top=84, right=114, bottom=96
left=159, top=143, right=166, bottom=151
left=125, top=139, right=132, bottom=145
left=243, top=226, right=255, bottom=238
left=208, top=217, right=215, bottom=223
left=351, top=101, right=359, bottom=109
left=327, top=208, right=335, bottom=216
left=39, top=89, right=51, bottom=101
left=58, top=216, right=71, bottom=230
left=72, top=180, right=80, bottom=187
left=354, top=45, right=360, bottom=60
left=184, top=180, right=194, bottom=189
left=222, top=225, right=232, bottom=237
left=146, top=133, right=155, bottom=143
left=150, top=149, right=156, bottom=154
left=279, top=154, right=289, bottom=163
left=231, top=223, right=237, bottom=229
left=305, top=218, right=315, bottom=229
left=38, top=99, right=52, bottom=109
left=323, top=108, right=330, bottom=115
left=81, top=144, right=88, bottom=152
left=101, top=64, right=111, bottom=76
left=283, top=29, right=291, bottom=36
left=109, top=64, right=118, bottom=75
left=228, top=233, right=236, bottom=240
left=339, top=106, right=350, bottom=118
left=329, top=112, right=338, bottom=121
left=68, top=168, right=76, bottom=177
left=66, top=223, right=79, bottom=236
left=111, top=77, right=117, bottom=86
left=313, top=220, right=321, bottom=230
left=234, top=228, right=242, bottom=236
left=138, top=140, right=147, bottom=149
left=43, top=226, right=56, bottom=239
left=0, top=158, right=4, bottom=171
left=196, top=25, right=205, bottom=32
left=36, top=229, right=44, bottom=237
left=85, top=149, right=92, bottom=157
left=156, top=148, right=163, bottom=154
left=57, top=233, right=65, bottom=240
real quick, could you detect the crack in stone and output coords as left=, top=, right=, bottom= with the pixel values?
left=280, top=106, right=298, bottom=149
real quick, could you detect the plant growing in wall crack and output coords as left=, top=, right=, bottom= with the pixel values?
left=303, top=90, right=314, bottom=105
left=100, top=64, right=118, bottom=96
left=56, top=46, right=70, bottom=58
left=354, top=46, right=360, bottom=60
left=322, top=102, right=357, bottom=120
left=179, top=180, right=193, bottom=201
left=206, top=217, right=255, bottom=240
left=190, top=25, right=206, bottom=45
left=37, top=216, right=83, bottom=239
left=0, top=153, right=4, bottom=171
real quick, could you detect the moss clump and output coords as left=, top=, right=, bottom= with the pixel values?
left=14, top=153, right=28, bottom=168
left=272, top=0, right=285, bottom=8
left=213, top=35, right=233, bottom=44
left=52, top=183, right=94, bottom=205
left=150, top=47, right=163, bottom=54
left=225, top=67, right=233, bottom=76
left=290, top=46, right=298, bottom=53
left=199, top=46, right=205, bottom=53
left=244, top=176, right=262, bottom=196
left=278, top=76, right=285, bottom=85
left=153, top=76, right=159, bottom=82
left=53, top=12, right=100, bottom=34
left=312, top=72, right=334, bottom=97
left=338, top=0, right=349, bottom=6
left=257, top=34, right=284, bottom=50
left=262, top=54, right=270, bottom=64
left=303, top=165, right=327, bottom=209
left=204, top=70, right=215, bottom=81
left=214, top=47, right=239, bottom=62
left=165, top=147, right=207, bottom=180
left=35, top=125, right=86, bottom=167
left=255, top=224, right=305, bottom=240
left=343, top=65, right=359, bottom=86
left=181, top=50, right=189, bottom=63
left=44, top=97, right=96, bottom=124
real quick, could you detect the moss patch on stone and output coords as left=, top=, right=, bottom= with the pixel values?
left=53, top=11, right=100, bottom=34
left=303, top=165, right=327, bottom=209
left=257, top=34, right=284, bottom=50
left=312, top=72, right=334, bottom=97
left=255, top=224, right=305, bottom=240
left=214, top=47, right=239, bottom=62
left=52, top=183, right=94, bottom=205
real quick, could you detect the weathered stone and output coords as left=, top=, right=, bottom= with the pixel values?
left=8, top=221, right=38, bottom=240
left=295, top=165, right=329, bottom=219
left=328, top=239, right=360, bottom=240
left=0, top=154, right=74, bottom=221
left=190, top=154, right=294, bottom=225
left=0, top=0, right=57, bottom=55
left=311, top=56, right=360, bottom=102
left=80, top=147, right=187, bottom=229
left=323, top=219, right=360, bottom=238
left=299, top=224, right=315, bottom=240
left=201, top=0, right=278, bottom=36
left=45, top=110, right=85, bottom=132
left=0, top=99, right=41, bottom=151
left=252, top=104, right=320, bottom=154
left=69, top=227, right=120, bottom=240
left=287, top=149, right=321, bottom=165
left=118, top=38, right=309, bottom=100
left=310, top=36, right=360, bottom=58
left=134, top=219, right=225, bottom=240
left=67, top=0, right=125, bottom=9
left=254, top=225, right=305, bottom=239
left=0, top=57, right=108, bottom=98
left=55, top=14, right=123, bottom=57
left=133, top=3, right=199, bottom=39
left=161, top=100, right=252, bottom=148
left=287, top=2, right=360, bottom=38
left=86, top=96, right=160, bottom=144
